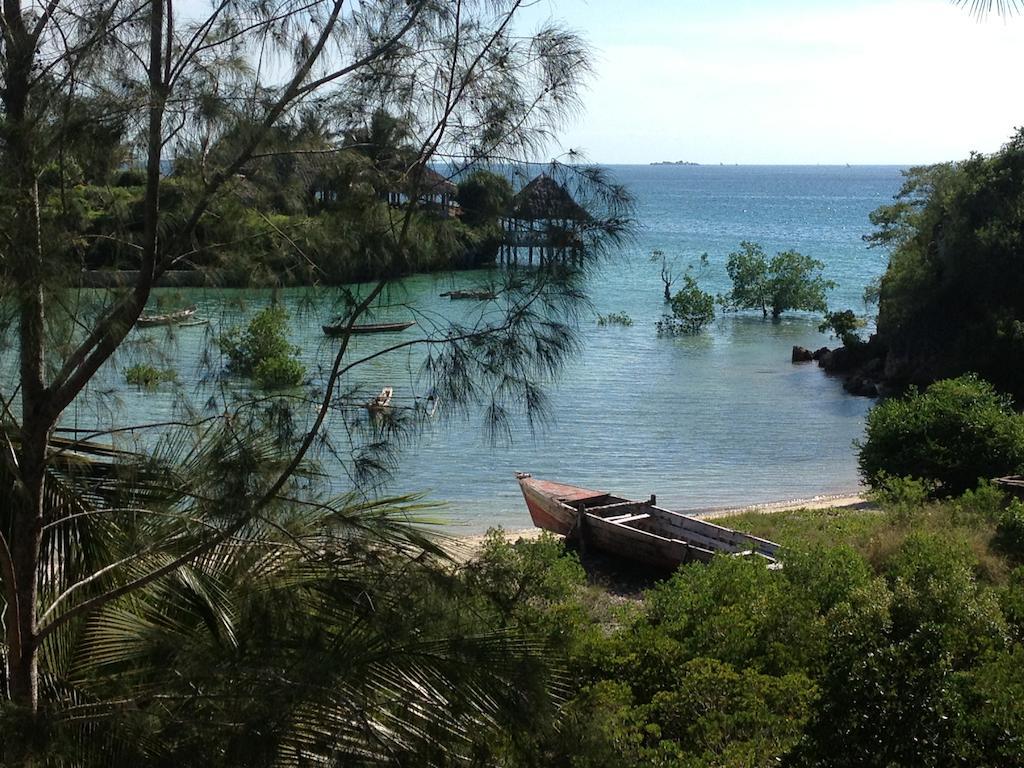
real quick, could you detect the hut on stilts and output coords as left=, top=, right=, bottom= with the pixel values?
left=500, top=173, right=589, bottom=266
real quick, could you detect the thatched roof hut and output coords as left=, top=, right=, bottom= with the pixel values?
left=511, top=173, right=588, bottom=221
left=418, top=166, right=457, bottom=197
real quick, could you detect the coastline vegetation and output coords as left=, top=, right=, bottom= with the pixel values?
left=596, top=312, right=634, bottom=327
left=858, top=374, right=1024, bottom=496
left=456, top=478, right=1024, bottom=767
left=851, top=129, right=1024, bottom=398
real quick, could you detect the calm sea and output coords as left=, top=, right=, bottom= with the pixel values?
left=63, top=165, right=906, bottom=532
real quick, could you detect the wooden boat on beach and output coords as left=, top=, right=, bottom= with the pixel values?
left=322, top=320, right=416, bottom=337
left=516, top=473, right=781, bottom=569
left=137, top=305, right=197, bottom=327
left=994, top=475, right=1024, bottom=500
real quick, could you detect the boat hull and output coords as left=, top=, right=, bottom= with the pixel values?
left=137, top=306, right=197, bottom=327
left=322, top=321, right=416, bottom=336
left=517, top=475, right=608, bottom=535
left=516, top=474, right=780, bottom=570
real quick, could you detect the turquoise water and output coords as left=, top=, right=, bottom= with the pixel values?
left=58, top=165, right=905, bottom=531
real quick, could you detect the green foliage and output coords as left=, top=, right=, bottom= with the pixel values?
left=455, top=170, right=513, bottom=227
left=645, top=657, right=816, bottom=766
left=819, top=308, right=866, bottom=347
left=454, top=499, right=1024, bottom=768
left=868, top=473, right=935, bottom=525
left=858, top=374, right=1024, bottom=495
left=721, top=241, right=834, bottom=318
left=219, top=305, right=305, bottom=389
left=124, top=364, right=177, bottom=389
left=596, top=311, right=633, bottom=327
left=869, top=130, right=1024, bottom=398
left=253, top=356, right=307, bottom=390
left=464, top=530, right=586, bottom=626
left=994, top=500, right=1024, bottom=563
left=658, top=274, right=715, bottom=335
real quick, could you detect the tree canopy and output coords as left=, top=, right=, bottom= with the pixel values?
left=721, top=241, right=834, bottom=319
left=0, top=0, right=634, bottom=763
left=867, top=130, right=1024, bottom=397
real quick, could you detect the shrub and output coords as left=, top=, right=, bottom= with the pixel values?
left=124, top=364, right=177, bottom=389
left=657, top=275, right=714, bottom=335
left=868, top=473, right=934, bottom=525
left=219, top=305, right=305, bottom=389
left=253, top=357, right=306, bottom=390
left=994, top=501, right=1024, bottom=563
left=819, top=309, right=865, bottom=347
left=596, top=312, right=633, bottom=327
left=858, top=375, right=1024, bottom=496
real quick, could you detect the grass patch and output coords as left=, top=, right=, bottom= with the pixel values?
left=716, top=499, right=1010, bottom=585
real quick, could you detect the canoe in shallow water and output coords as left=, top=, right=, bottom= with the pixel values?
left=516, top=473, right=781, bottom=570
left=137, top=305, right=198, bottom=327
left=322, top=320, right=416, bottom=336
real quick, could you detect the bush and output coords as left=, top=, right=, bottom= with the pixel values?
left=868, top=473, right=934, bottom=525
left=219, top=305, right=305, bottom=389
left=657, top=275, right=714, bottom=335
left=819, top=309, right=865, bottom=347
left=994, top=501, right=1024, bottom=563
left=253, top=356, right=306, bottom=390
left=124, top=364, right=177, bottom=389
left=858, top=375, right=1024, bottom=496
left=596, top=312, right=633, bottom=327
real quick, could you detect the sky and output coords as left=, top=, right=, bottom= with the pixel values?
left=520, top=0, right=1024, bottom=165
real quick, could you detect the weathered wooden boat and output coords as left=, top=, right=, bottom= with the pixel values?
left=439, top=289, right=496, bottom=300
left=136, top=305, right=197, bottom=327
left=994, top=475, right=1024, bottom=500
left=516, top=473, right=781, bottom=569
left=322, top=320, right=416, bottom=337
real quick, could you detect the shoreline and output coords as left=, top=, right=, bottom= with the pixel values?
left=447, top=492, right=871, bottom=559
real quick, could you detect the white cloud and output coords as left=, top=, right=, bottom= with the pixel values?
left=552, top=1, right=1024, bottom=163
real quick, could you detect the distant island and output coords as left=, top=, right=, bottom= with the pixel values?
left=650, top=160, right=700, bottom=166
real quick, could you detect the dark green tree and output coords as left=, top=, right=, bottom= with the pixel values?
left=455, top=169, right=513, bottom=227
left=858, top=374, right=1024, bottom=495
left=721, top=241, right=834, bottom=319
left=867, top=130, right=1024, bottom=397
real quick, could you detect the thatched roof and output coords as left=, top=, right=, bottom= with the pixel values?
left=511, top=173, right=588, bottom=221
left=417, top=166, right=457, bottom=196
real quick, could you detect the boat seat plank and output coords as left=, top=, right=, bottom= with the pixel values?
left=607, top=513, right=650, bottom=524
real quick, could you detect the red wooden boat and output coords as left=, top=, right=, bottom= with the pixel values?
left=516, top=473, right=780, bottom=569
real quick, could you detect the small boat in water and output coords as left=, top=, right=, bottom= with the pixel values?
left=366, top=386, right=394, bottom=413
left=137, top=305, right=198, bottom=327
left=516, top=473, right=781, bottom=569
left=322, top=320, right=416, bottom=337
left=439, top=289, right=496, bottom=300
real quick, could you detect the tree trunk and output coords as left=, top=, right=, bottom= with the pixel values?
left=2, top=0, right=47, bottom=718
